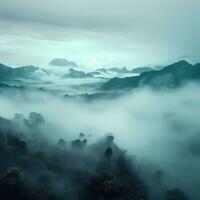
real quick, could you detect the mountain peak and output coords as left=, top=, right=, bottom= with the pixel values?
left=102, top=60, right=200, bottom=91
left=173, top=60, right=190, bottom=66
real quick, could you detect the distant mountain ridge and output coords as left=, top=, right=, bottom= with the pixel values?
left=101, top=60, right=200, bottom=90
left=96, top=66, right=153, bottom=74
left=0, top=63, right=44, bottom=81
left=64, top=68, right=93, bottom=78
left=0, top=63, right=153, bottom=82
left=64, top=66, right=153, bottom=79
left=131, top=66, right=153, bottom=73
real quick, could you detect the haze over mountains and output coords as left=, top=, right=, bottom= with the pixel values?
left=0, top=60, right=200, bottom=96
left=0, top=61, right=153, bottom=95
left=0, top=59, right=200, bottom=200
left=102, top=60, right=200, bottom=91
left=0, top=63, right=45, bottom=81
left=0, top=0, right=199, bottom=199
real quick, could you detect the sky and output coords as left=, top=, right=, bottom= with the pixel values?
left=0, top=0, right=200, bottom=69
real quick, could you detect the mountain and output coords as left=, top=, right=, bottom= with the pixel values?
left=101, top=60, right=200, bottom=90
left=131, top=67, right=152, bottom=73
left=88, top=71, right=102, bottom=76
left=0, top=63, right=41, bottom=81
left=96, top=66, right=153, bottom=75
left=108, top=67, right=129, bottom=73
left=65, top=68, right=93, bottom=78
left=96, top=68, right=108, bottom=73
left=65, top=91, right=121, bottom=101
left=0, top=63, right=13, bottom=80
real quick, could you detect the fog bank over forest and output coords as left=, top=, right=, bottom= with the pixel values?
left=0, top=79, right=200, bottom=199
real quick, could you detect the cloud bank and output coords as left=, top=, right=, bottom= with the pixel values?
left=0, top=0, right=199, bottom=67
left=0, top=83, right=200, bottom=198
left=49, top=58, right=78, bottom=67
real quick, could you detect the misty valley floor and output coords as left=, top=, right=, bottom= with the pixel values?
left=0, top=84, right=199, bottom=200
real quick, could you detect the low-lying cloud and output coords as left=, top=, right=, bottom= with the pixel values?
left=0, top=83, right=200, bottom=198
left=49, top=58, right=79, bottom=67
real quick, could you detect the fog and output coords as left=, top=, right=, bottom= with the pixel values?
left=0, top=82, right=200, bottom=198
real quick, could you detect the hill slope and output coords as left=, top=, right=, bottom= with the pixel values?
left=102, top=60, right=200, bottom=90
left=0, top=63, right=42, bottom=81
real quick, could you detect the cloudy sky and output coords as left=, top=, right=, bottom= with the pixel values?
left=0, top=0, right=200, bottom=68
